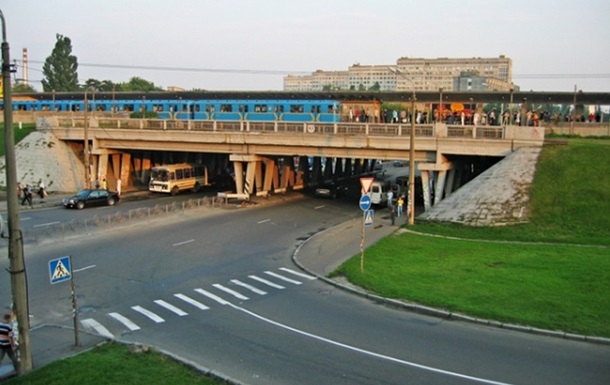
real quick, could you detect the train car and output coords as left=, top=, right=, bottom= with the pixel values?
left=1, top=96, right=342, bottom=123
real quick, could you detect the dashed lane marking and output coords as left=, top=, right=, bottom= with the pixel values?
left=279, top=267, right=316, bottom=280
left=248, top=275, right=285, bottom=289
left=154, top=300, right=188, bottom=316
left=132, top=306, right=165, bottom=323
left=195, top=288, right=230, bottom=305
left=213, top=283, right=249, bottom=300
left=264, top=271, right=302, bottom=285
left=230, top=279, right=268, bottom=295
left=108, top=312, right=141, bottom=331
left=174, top=293, right=209, bottom=311
left=81, top=318, right=114, bottom=339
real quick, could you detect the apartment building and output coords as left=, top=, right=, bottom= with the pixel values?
left=283, top=55, right=514, bottom=92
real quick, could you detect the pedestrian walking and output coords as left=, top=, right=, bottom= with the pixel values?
left=21, top=185, right=32, bottom=207
left=0, top=313, right=19, bottom=373
left=397, top=195, right=404, bottom=217
left=102, top=178, right=108, bottom=190
left=390, top=205, right=396, bottom=225
left=116, top=178, right=122, bottom=196
left=38, top=179, right=46, bottom=200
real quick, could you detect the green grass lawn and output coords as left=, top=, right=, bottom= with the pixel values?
left=334, top=139, right=610, bottom=337
left=0, top=122, right=38, bottom=158
left=5, top=343, right=224, bottom=385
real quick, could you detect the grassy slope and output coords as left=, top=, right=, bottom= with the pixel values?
left=335, top=139, right=610, bottom=337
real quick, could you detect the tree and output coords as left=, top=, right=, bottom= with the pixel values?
left=41, top=34, right=79, bottom=92
left=118, top=77, right=163, bottom=92
left=12, top=83, right=37, bottom=93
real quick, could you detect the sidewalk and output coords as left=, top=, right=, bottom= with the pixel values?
left=0, top=325, right=106, bottom=379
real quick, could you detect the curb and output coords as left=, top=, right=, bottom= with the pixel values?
left=292, top=220, right=610, bottom=346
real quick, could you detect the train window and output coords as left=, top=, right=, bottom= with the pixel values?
left=238, top=104, right=248, bottom=113
left=254, top=104, right=268, bottom=113
left=290, top=104, right=304, bottom=113
left=182, top=105, right=188, bottom=112
left=195, top=105, right=201, bottom=112
left=274, top=105, right=284, bottom=113
left=220, top=104, right=232, bottom=112
left=310, top=105, right=321, bottom=114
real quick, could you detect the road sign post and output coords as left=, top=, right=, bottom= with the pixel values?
left=358, top=194, right=374, bottom=273
left=49, top=256, right=79, bottom=346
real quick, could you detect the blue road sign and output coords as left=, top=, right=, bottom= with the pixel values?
left=359, top=194, right=372, bottom=211
left=49, top=256, right=72, bottom=284
left=363, top=209, right=374, bottom=227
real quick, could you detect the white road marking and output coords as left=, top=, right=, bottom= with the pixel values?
left=173, top=239, right=195, bottom=247
left=33, top=221, right=60, bottom=228
left=154, top=300, right=188, bottom=316
left=279, top=267, right=316, bottom=280
left=81, top=318, right=114, bottom=339
left=248, top=275, right=285, bottom=289
left=264, top=271, right=302, bottom=285
left=213, top=283, right=249, bottom=300
left=257, top=219, right=271, bottom=224
left=195, top=288, right=230, bottom=305
left=73, top=265, right=96, bottom=273
left=226, top=303, right=516, bottom=385
left=230, top=279, right=267, bottom=295
left=174, top=293, right=209, bottom=311
left=131, top=306, right=165, bottom=323
left=20, top=217, right=31, bottom=221
left=108, top=312, right=141, bottom=331
left=314, top=205, right=325, bottom=210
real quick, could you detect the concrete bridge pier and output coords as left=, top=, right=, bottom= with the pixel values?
left=419, top=157, right=453, bottom=212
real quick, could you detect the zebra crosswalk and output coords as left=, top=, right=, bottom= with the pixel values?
left=80, top=267, right=316, bottom=338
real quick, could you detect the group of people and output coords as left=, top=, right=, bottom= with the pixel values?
left=387, top=190, right=406, bottom=225
left=17, top=179, right=46, bottom=208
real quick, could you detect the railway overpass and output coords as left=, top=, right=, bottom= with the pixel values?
left=40, top=116, right=544, bottom=211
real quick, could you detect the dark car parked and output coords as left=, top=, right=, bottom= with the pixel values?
left=315, top=180, right=348, bottom=199
left=62, top=189, right=120, bottom=209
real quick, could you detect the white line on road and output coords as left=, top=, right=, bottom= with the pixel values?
left=173, top=239, right=195, bottom=247
left=248, top=275, right=285, bottom=289
left=154, top=300, right=188, bottom=316
left=230, top=279, right=267, bottom=295
left=81, top=318, right=114, bottom=339
left=279, top=267, right=317, bottom=280
left=174, top=293, right=209, bottom=311
left=108, top=312, right=141, bottom=331
left=257, top=219, right=271, bottom=224
left=131, top=306, right=165, bottom=323
left=314, top=205, right=325, bottom=210
left=33, top=221, right=61, bottom=228
left=73, top=265, right=96, bottom=273
left=195, top=288, right=230, bottom=305
left=213, top=283, right=249, bottom=301
left=264, top=271, right=302, bottom=285
left=226, top=303, right=516, bottom=385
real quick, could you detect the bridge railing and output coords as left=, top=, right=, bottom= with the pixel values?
left=52, top=117, right=538, bottom=141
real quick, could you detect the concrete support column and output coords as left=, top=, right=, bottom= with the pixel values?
left=97, top=154, right=109, bottom=186
left=323, top=158, right=333, bottom=180
left=281, top=157, right=295, bottom=190
left=254, top=160, right=264, bottom=194
left=421, top=170, right=432, bottom=212
left=233, top=161, right=244, bottom=195
left=434, top=170, right=448, bottom=205
left=263, top=159, right=277, bottom=192
left=120, top=153, right=132, bottom=188
left=244, top=161, right=257, bottom=196
left=311, top=157, right=322, bottom=183
left=445, top=168, right=457, bottom=197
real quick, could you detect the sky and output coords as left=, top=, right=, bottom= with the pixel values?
left=2, top=0, right=609, bottom=92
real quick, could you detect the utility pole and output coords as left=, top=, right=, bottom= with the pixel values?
left=1, top=9, right=33, bottom=374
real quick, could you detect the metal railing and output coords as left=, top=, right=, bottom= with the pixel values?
left=56, top=117, right=513, bottom=140
left=22, top=196, right=229, bottom=246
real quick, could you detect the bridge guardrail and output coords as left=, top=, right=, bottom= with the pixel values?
left=21, top=196, right=228, bottom=246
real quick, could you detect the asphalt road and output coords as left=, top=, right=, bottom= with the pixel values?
left=1, top=194, right=608, bottom=385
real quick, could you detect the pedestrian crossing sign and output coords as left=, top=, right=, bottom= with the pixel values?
left=363, top=209, right=374, bottom=227
left=49, top=256, right=72, bottom=284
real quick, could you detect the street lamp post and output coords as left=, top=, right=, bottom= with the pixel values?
left=389, top=67, right=416, bottom=225
left=1, top=9, right=33, bottom=374
left=83, top=88, right=91, bottom=188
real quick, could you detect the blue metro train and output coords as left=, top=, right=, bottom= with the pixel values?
left=5, top=97, right=343, bottom=123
